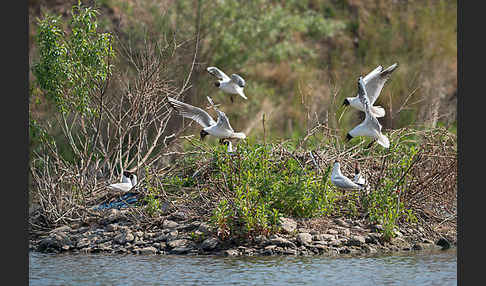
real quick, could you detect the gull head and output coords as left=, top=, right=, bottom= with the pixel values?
left=345, top=133, right=353, bottom=141
left=214, top=82, right=220, bottom=88
left=342, top=98, right=350, bottom=106
left=200, top=129, right=209, bottom=141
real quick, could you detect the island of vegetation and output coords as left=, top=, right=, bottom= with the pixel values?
left=29, top=0, right=457, bottom=257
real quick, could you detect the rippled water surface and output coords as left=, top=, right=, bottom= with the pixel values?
left=30, top=248, right=456, bottom=285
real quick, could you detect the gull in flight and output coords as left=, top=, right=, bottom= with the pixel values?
left=343, top=63, right=398, bottom=118
left=167, top=96, right=246, bottom=142
left=346, top=77, right=390, bottom=148
left=107, top=171, right=137, bottom=193
left=331, top=161, right=365, bottom=190
left=207, top=66, right=247, bottom=102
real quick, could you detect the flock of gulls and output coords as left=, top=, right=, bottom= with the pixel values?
left=108, top=63, right=398, bottom=195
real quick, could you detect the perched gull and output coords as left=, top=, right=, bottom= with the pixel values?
left=107, top=171, right=137, bottom=193
left=353, top=162, right=366, bottom=186
left=222, top=139, right=236, bottom=154
left=343, top=63, right=398, bottom=118
left=167, top=96, right=246, bottom=142
left=346, top=77, right=390, bottom=148
left=331, top=161, right=364, bottom=190
left=207, top=66, right=247, bottom=102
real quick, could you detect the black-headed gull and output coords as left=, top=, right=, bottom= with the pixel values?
left=331, top=161, right=364, bottom=190
left=353, top=163, right=366, bottom=186
left=167, top=96, right=246, bottom=142
left=343, top=63, right=398, bottom=118
left=346, top=77, right=390, bottom=148
left=107, top=171, right=137, bottom=193
left=207, top=66, right=247, bottom=102
left=222, top=139, right=236, bottom=154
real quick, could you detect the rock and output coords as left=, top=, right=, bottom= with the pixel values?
left=422, top=238, right=433, bottom=244
left=366, top=233, right=382, bottom=244
left=412, top=243, right=424, bottom=251
left=282, top=248, right=297, bottom=255
left=279, top=217, right=297, bottom=234
left=197, top=223, right=212, bottom=235
left=334, top=218, right=348, bottom=227
left=310, top=244, right=328, bottom=252
left=93, top=242, right=112, bottom=252
left=436, top=238, right=451, bottom=250
left=143, top=232, right=155, bottom=240
left=339, top=247, right=351, bottom=254
left=153, top=242, right=167, bottom=250
left=361, top=244, right=377, bottom=254
left=163, top=220, right=179, bottom=229
left=125, top=232, right=135, bottom=243
left=329, top=239, right=344, bottom=247
left=346, top=235, right=366, bottom=246
left=224, top=249, right=239, bottom=256
left=177, top=222, right=199, bottom=232
left=313, top=240, right=328, bottom=246
left=50, top=225, right=72, bottom=234
left=297, top=233, right=313, bottom=245
left=269, top=235, right=296, bottom=248
left=169, top=211, right=188, bottom=221
left=171, top=247, right=191, bottom=254
left=107, top=209, right=123, bottom=222
left=264, top=245, right=277, bottom=251
left=254, top=235, right=269, bottom=246
left=105, top=223, right=119, bottom=232
left=338, top=228, right=351, bottom=237
left=114, top=231, right=135, bottom=245
left=138, top=246, right=158, bottom=255
left=238, top=246, right=254, bottom=255
left=201, top=237, right=220, bottom=251
left=76, top=237, right=91, bottom=249
left=315, top=234, right=335, bottom=241
left=168, top=239, right=189, bottom=249
left=327, top=229, right=338, bottom=235
left=38, top=232, right=73, bottom=252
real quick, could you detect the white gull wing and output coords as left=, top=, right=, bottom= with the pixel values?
left=365, top=63, right=398, bottom=105
left=230, top=74, right=246, bottom=88
left=363, top=65, right=383, bottom=83
left=207, top=66, right=231, bottom=82
left=358, top=77, right=383, bottom=133
left=167, top=97, right=216, bottom=128
left=206, top=96, right=234, bottom=132
left=214, top=109, right=235, bottom=132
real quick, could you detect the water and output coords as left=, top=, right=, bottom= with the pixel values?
left=29, top=249, right=456, bottom=286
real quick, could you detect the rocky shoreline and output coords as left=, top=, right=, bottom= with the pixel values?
left=29, top=208, right=455, bottom=257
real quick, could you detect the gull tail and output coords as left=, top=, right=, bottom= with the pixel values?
left=377, top=133, right=390, bottom=148
left=371, top=106, right=386, bottom=118
left=238, top=91, right=248, bottom=100
left=231, top=132, right=246, bottom=139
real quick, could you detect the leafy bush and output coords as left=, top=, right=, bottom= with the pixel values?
left=32, top=0, right=115, bottom=116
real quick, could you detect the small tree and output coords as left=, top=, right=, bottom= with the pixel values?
left=32, top=0, right=115, bottom=116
